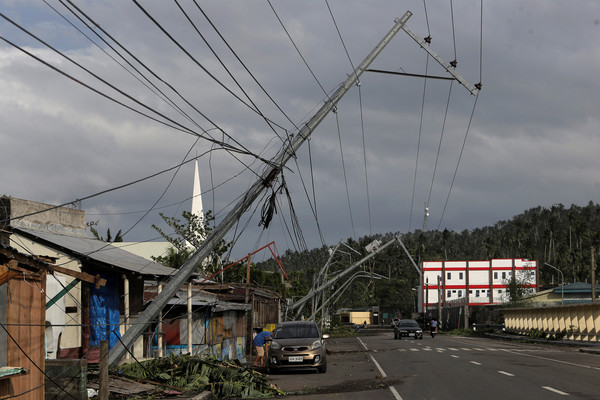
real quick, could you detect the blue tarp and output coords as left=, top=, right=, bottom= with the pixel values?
left=89, top=273, right=121, bottom=348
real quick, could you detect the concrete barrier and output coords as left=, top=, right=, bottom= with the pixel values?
left=503, top=303, right=600, bottom=342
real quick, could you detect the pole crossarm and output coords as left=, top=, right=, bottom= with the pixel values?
left=401, top=24, right=480, bottom=96
left=108, top=11, right=412, bottom=366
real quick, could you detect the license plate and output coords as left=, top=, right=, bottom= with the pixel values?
left=288, top=356, right=303, bottom=362
left=409, top=333, right=415, bottom=336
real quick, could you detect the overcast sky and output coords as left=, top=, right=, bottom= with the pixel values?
left=1, top=1, right=599, bottom=261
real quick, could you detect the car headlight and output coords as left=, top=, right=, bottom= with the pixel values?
left=416, top=330, right=422, bottom=333
left=270, top=341, right=281, bottom=350
left=311, top=340, right=322, bottom=350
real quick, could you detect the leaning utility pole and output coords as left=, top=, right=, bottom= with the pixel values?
left=108, top=11, right=413, bottom=366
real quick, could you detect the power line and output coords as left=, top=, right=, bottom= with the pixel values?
left=173, top=0, right=287, bottom=144
left=267, top=0, right=330, bottom=99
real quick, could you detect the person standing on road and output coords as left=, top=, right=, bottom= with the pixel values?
left=252, top=330, right=272, bottom=367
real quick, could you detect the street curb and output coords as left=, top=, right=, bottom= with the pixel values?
left=483, top=332, right=600, bottom=353
left=579, top=348, right=600, bottom=355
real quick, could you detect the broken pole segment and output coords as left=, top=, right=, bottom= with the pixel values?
left=108, top=10, right=412, bottom=367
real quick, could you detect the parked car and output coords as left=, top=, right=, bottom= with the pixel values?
left=268, top=321, right=330, bottom=373
left=394, top=319, right=423, bottom=340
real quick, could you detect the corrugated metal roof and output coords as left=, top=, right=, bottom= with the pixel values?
left=15, top=228, right=177, bottom=277
left=111, top=242, right=174, bottom=261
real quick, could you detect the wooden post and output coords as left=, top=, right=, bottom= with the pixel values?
left=99, top=340, right=109, bottom=400
left=123, top=275, right=130, bottom=359
left=157, top=283, right=163, bottom=358
left=187, top=282, right=193, bottom=354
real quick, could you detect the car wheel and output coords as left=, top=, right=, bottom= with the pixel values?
left=394, top=331, right=398, bottom=340
left=318, top=363, right=327, bottom=373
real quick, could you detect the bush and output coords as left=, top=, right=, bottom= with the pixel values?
left=528, top=329, right=545, bottom=339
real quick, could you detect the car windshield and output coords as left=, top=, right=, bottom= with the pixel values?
left=273, top=324, right=319, bottom=339
left=398, top=321, right=419, bottom=328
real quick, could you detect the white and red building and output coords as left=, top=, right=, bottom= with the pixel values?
left=420, top=258, right=538, bottom=311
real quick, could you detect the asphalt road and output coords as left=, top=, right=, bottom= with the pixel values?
left=266, top=329, right=600, bottom=399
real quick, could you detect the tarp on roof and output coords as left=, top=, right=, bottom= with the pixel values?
left=15, top=228, right=176, bottom=277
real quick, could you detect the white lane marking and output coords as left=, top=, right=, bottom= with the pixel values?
left=460, top=348, right=470, bottom=351
left=474, top=348, right=485, bottom=351
left=397, top=349, right=406, bottom=352
left=498, top=371, right=515, bottom=376
left=357, top=337, right=368, bottom=351
left=369, top=354, right=387, bottom=378
left=451, top=355, right=460, bottom=358
left=503, top=349, right=600, bottom=371
left=423, top=347, right=432, bottom=351
left=360, top=337, right=403, bottom=400
left=410, top=348, right=419, bottom=352
left=543, top=386, right=569, bottom=396
left=389, top=386, right=404, bottom=400
left=470, top=361, right=482, bottom=365
left=447, top=347, right=458, bottom=351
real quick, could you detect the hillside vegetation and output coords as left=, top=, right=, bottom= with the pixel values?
left=254, top=202, right=600, bottom=317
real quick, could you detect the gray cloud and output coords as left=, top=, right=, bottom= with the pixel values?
left=1, top=0, right=599, bottom=259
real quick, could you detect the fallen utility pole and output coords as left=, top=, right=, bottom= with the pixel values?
left=289, top=234, right=419, bottom=319
left=288, top=235, right=401, bottom=316
left=108, top=11, right=412, bottom=366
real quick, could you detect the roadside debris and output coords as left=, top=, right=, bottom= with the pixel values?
left=111, top=354, right=285, bottom=398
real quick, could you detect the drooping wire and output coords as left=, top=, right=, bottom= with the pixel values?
left=194, top=1, right=301, bottom=135
left=334, top=109, right=357, bottom=239
left=57, top=0, right=266, bottom=172
left=130, top=0, right=287, bottom=135
left=0, top=14, right=265, bottom=171
left=267, top=0, right=330, bottom=99
left=293, top=154, right=326, bottom=247
left=437, top=95, right=479, bottom=230
left=408, top=55, right=430, bottom=232
left=325, top=0, right=372, bottom=235
left=426, top=81, right=454, bottom=210
left=450, top=0, right=458, bottom=62
left=173, top=0, right=286, bottom=144
left=437, top=0, right=484, bottom=229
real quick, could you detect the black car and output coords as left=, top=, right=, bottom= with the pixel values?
left=393, top=319, right=423, bottom=340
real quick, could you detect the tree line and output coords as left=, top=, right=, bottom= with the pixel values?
left=254, top=202, right=600, bottom=317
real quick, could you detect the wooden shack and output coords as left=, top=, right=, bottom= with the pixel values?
left=0, top=246, right=47, bottom=400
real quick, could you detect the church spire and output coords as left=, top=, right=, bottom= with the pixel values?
left=191, top=159, right=204, bottom=221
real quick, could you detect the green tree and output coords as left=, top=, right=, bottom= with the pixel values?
left=152, top=210, right=231, bottom=275
left=87, top=221, right=123, bottom=242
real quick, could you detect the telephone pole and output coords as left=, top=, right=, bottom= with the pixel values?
left=108, top=11, right=413, bottom=366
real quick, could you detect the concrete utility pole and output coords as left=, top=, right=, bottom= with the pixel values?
left=108, top=11, right=413, bottom=366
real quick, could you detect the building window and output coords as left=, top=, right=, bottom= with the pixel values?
left=458, top=290, right=462, bottom=297
left=459, top=272, right=464, bottom=279
left=447, top=290, right=451, bottom=298
left=502, top=272, right=506, bottom=280
left=476, top=290, right=480, bottom=297
left=494, top=272, right=498, bottom=279
left=447, top=272, right=451, bottom=280
left=469, top=290, right=473, bottom=294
